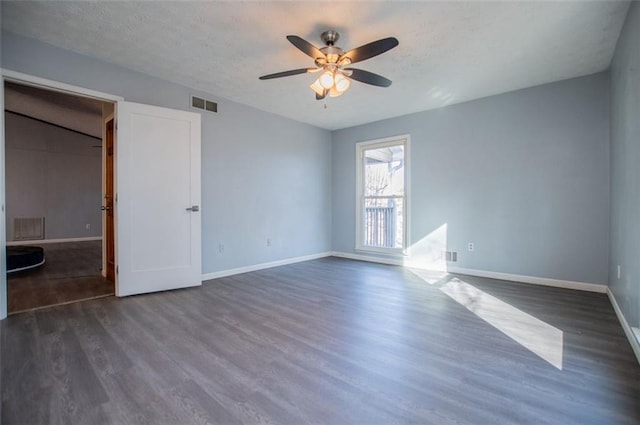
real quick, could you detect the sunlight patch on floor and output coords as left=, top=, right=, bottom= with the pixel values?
left=441, top=278, right=564, bottom=369
left=407, top=268, right=450, bottom=285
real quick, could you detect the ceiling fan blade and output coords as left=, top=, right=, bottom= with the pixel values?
left=287, top=35, right=326, bottom=60
left=340, top=37, right=399, bottom=64
left=259, top=68, right=315, bottom=80
left=344, top=68, right=392, bottom=87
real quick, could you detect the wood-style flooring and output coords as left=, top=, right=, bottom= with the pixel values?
left=2, top=257, right=639, bottom=424
left=7, top=240, right=114, bottom=313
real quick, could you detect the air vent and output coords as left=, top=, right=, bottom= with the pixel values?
left=14, top=217, right=45, bottom=240
left=192, top=96, right=205, bottom=109
left=191, top=96, right=217, bottom=113
left=205, top=100, right=217, bottom=112
left=445, top=251, right=457, bottom=262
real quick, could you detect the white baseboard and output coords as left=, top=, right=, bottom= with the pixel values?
left=201, top=251, right=332, bottom=281
left=607, top=289, right=640, bottom=364
left=330, top=251, right=406, bottom=266
left=330, top=252, right=606, bottom=293
left=447, top=266, right=607, bottom=293
left=7, top=236, right=102, bottom=246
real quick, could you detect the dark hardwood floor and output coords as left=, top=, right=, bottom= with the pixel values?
left=2, top=257, right=638, bottom=424
left=7, top=240, right=114, bottom=313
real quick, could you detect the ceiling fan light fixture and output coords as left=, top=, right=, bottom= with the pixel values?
left=329, top=86, right=345, bottom=98
left=334, top=73, right=350, bottom=92
left=338, top=57, right=352, bottom=67
left=326, top=53, right=340, bottom=63
left=319, top=70, right=335, bottom=89
left=310, top=78, right=325, bottom=96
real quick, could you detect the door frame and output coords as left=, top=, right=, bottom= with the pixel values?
left=0, top=69, right=124, bottom=319
left=103, top=114, right=116, bottom=282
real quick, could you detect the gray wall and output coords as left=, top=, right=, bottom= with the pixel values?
left=333, top=73, right=610, bottom=285
left=2, top=31, right=333, bottom=274
left=5, top=112, right=102, bottom=241
left=610, top=1, right=640, bottom=328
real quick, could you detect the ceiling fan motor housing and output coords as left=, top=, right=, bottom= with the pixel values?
left=321, top=30, right=340, bottom=46
left=318, top=46, right=345, bottom=65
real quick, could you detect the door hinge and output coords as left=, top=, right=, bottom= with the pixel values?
left=116, top=266, right=119, bottom=274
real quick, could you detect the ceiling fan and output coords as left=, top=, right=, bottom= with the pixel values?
left=259, top=30, right=399, bottom=100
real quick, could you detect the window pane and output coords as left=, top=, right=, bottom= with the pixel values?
left=364, top=197, right=404, bottom=249
left=357, top=137, right=408, bottom=253
left=364, top=146, right=404, bottom=197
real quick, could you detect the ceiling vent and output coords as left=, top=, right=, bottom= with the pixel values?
left=191, top=96, right=217, bottom=113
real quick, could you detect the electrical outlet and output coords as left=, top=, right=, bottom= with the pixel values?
left=617, top=265, right=621, bottom=279
left=467, top=242, right=474, bottom=252
left=86, top=224, right=91, bottom=230
left=218, top=244, right=224, bottom=253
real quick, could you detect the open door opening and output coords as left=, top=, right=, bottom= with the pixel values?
left=3, top=81, right=115, bottom=313
left=1, top=71, right=203, bottom=318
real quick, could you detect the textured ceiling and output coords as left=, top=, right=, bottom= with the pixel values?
left=1, top=1, right=631, bottom=130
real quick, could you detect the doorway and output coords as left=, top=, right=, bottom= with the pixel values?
left=4, top=81, right=115, bottom=313
left=1, top=70, right=203, bottom=319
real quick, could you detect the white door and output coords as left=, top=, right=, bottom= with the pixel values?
left=116, top=101, right=201, bottom=296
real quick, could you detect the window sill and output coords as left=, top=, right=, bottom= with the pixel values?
left=355, top=247, right=408, bottom=257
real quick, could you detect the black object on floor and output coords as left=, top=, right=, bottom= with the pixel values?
left=7, top=245, right=45, bottom=273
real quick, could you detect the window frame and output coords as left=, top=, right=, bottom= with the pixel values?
left=355, top=134, right=410, bottom=256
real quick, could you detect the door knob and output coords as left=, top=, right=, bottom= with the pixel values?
left=101, top=206, right=110, bottom=211
left=186, top=205, right=200, bottom=212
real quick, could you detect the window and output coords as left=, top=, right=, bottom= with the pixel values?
left=356, top=135, right=409, bottom=254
